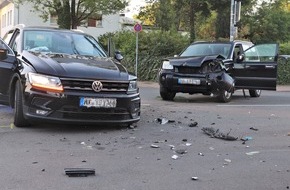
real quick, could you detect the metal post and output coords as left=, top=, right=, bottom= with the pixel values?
left=135, top=32, right=138, bottom=77
left=230, top=0, right=235, bottom=41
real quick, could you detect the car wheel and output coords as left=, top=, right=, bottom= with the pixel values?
left=249, top=89, right=261, bottom=97
left=218, top=89, right=232, bottom=103
left=14, top=81, right=29, bottom=127
left=160, top=87, right=176, bottom=101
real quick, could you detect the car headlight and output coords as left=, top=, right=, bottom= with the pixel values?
left=162, top=61, right=173, bottom=70
left=28, top=73, right=63, bottom=92
left=128, top=80, right=138, bottom=92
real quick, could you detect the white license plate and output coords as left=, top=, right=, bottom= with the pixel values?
left=80, top=97, right=117, bottom=108
left=178, top=78, right=201, bottom=85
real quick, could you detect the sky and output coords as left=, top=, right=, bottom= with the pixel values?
left=125, top=0, right=147, bottom=18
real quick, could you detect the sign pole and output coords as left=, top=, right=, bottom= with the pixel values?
left=135, top=32, right=138, bottom=77
left=133, top=23, right=142, bottom=77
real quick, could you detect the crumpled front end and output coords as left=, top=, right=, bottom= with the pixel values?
left=159, top=57, right=235, bottom=96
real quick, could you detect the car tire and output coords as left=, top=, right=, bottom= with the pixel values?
left=160, top=87, right=176, bottom=101
left=249, top=89, right=261, bottom=97
left=218, top=89, right=232, bottom=103
left=14, top=81, right=29, bottom=127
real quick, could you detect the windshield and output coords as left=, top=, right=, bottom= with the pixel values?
left=180, top=43, right=232, bottom=58
left=23, top=30, right=107, bottom=57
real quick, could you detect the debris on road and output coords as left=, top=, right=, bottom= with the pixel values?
left=151, top=144, right=160, bottom=148
left=156, top=118, right=175, bottom=125
left=189, top=122, right=198, bottom=127
left=172, top=155, right=179, bottom=160
left=241, top=136, right=253, bottom=144
left=175, top=149, right=187, bottom=155
left=201, top=127, right=238, bottom=141
left=246, top=151, right=260, bottom=156
left=191, top=177, right=198, bottom=180
left=250, top=127, right=259, bottom=131
left=64, top=168, right=95, bottom=177
left=198, top=152, right=204, bottom=156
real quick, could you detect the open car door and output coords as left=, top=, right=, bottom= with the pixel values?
left=233, top=43, right=278, bottom=90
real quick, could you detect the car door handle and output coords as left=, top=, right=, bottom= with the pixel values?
left=265, top=65, right=275, bottom=69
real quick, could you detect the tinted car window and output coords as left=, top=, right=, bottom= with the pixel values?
left=23, top=30, right=107, bottom=57
left=180, top=43, right=232, bottom=58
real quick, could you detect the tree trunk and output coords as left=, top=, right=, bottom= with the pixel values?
left=189, top=1, right=196, bottom=42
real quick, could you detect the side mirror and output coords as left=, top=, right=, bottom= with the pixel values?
left=115, top=50, right=123, bottom=62
left=236, top=53, right=244, bottom=63
left=0, top=48, right=8, bottom=60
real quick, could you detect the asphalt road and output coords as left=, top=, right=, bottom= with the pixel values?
left=0, top=82, right=290, bottom=190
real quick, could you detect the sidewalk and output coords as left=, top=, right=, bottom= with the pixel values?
left=138, top=81, right=290, bottom=92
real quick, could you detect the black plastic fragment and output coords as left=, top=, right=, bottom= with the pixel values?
left=64, top=168, right=95, bottom=177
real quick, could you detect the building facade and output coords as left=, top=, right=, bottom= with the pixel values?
left=0, top=0, right=135, bottom=39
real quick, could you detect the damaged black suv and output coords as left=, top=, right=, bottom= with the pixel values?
left=158, top=41, right=278, bottom=102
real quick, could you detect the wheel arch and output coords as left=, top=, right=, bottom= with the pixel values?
left=9, top=74, right=22, bottom=108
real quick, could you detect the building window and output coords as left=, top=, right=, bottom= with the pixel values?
left=87, top=15, right=102, bottom=27
left=50, top=14, right=58, bottom=25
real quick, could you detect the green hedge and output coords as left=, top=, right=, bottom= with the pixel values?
left=99, top=31, right=290, bottom=84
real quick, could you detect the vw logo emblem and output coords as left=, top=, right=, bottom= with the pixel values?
left=92, top=81, right=103, bottom=92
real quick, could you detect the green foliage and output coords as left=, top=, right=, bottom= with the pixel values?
left=99, top=30, right=190, bottom=81
left=279, top=43, right=290, bottom=55
left=277, top=56, right=290, bottom=85
left=243, top=0, right=290, bottom=43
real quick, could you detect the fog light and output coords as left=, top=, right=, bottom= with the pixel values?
left=36, top=110, right=48, bottom=115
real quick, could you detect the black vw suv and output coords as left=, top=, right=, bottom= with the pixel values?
left=0, top=25, right=140, bottom=127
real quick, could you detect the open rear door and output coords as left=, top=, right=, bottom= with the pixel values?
left=233, top=43, right=278, bottom=90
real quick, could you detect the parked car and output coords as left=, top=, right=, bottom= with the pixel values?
left=158, top=41, right=278, bottom=102
left=0, top=25, right=140, bottom=127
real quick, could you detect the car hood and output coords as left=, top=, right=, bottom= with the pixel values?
left=167, top=55, right=224, bottom=67
left=22, top=51, right=130, bottom=80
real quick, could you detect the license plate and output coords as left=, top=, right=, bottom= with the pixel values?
left=178, top=78, right=201, bottom=85
left=80, top=97, right=117, bottom=108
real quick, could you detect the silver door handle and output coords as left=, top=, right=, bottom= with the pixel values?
left=265, top=65, right=275, bottom=68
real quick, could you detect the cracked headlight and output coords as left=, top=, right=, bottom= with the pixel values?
left=28, top=72, right=63, bottom=93
left=162, top=61, right=173, bottom=70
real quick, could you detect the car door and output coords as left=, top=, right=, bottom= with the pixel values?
left=0, top=38, right=17, bottom=105
left=233, top=43, right=278, bottom=90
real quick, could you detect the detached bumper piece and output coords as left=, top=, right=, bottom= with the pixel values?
left=64, top=168, right=95, bottom=177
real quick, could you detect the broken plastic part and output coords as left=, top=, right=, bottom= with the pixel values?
left=201, top=127, right=238, bottom=141
left=64, top=168, right=95, bottom=177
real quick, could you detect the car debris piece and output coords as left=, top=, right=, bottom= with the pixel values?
left=172, top=155, right=179, bottom=160
left=201, top=127, right=238, bottom=141
left=189, top=122, right=198, bottom=127
left=191, top=177, right=198, bottom=180
left=151, top=144, right=160, bottom=148
left=64, top=168, right=95, bottom=177
left=175, top=149, right=187, bottom=155
left=156, top=118, right=175, bottom=124
left=250, top=127, right=258, bottom=131
left=198, top=152, right=204, bottom=156
left=246, top=151, right=260, bottom=156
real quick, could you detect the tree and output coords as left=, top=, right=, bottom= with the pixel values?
left=243, top=0, right=290, bottom=43
left=15, top=0, right=128, bottom=29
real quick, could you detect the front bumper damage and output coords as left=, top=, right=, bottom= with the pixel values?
left=159, top=58, right=235, bottom=96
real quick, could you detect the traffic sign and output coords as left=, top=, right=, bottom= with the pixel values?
left=134, top=23, right=142, bottom=32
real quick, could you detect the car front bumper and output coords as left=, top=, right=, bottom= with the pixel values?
left=22, top=89, right=141, bottom=125
left=159, top=70, right=212, bottom=94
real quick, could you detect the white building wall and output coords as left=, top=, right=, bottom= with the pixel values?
left=77, top=14, right=122, bottom=39
left=0, top=2, right=125, bottom=39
